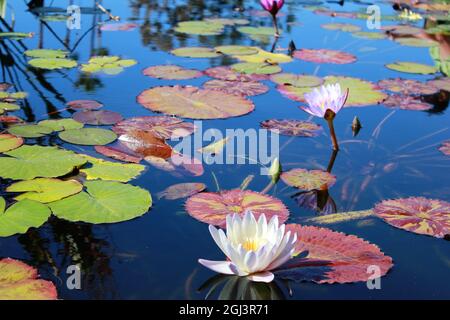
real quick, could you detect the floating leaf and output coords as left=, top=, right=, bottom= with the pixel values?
left=137, top=86, right=255, bottom=119
left=0, top=32, right=34, bottom=40
left=203, top=79, right=269, bottom=96
left=28, top=58, right=77, bottom=70
left=231, top=62, right=281, bottom=75
left=38, top=118, right=84, bottom=131
left=7, top=178, right=82, bottom=203
left=0, top=134, right=23, bottom=153
left=0, top=102, right=21, bottom=114
left=157, top=183, right=206, bottom=200
left=294, top=49, right=357, bottom=64
left=100, top=22, right=139, bottom=31
left=198, top=137, right=230, bottom=155
left=427, top=77, right=450, bottom=92
left=270, top=73, right=323, bottom=87
left=237, top=26, right=277, bottom=36
left=80, top=155, right=145, bottom=182
left=170, top=47, right=221, bottom=58
left=382, top=94, right=433, bottom=111
left=24, top=49, right=68, bottom=58
left=377, top=78, right=439, bottom=95
left=438, top=140, right=450, bottom=156
left=260, top=119, right=322, bottom=137
left=205, top=18, right=249, bottom=26
left=49, top=180, right=152, bottom=224
left=73, top=110, right=123, bottom=125
left=394, top=37, right=437, bottom=47
left=279, top=76, right=387, bottom=107
left=275, top=224, right=393, bottom=284
left=383, top=25, right=421, bottom=36
left=281, top=168, right=336, bottom=190
left=113, top=116, right=196, bottom=140
left=146, top=152, right=204, bottom=176
left=118, top=130, right=173, bottom=159
left=143, top=65, right=203, bottom=80
left=0, top=199, right=52, bottom=237
left=94, top=145, right=142, bottom=163
left=215, top=45, right=258, bottom=56
left=374, top=197, right=450, bottom=238
left=235, top=49, right=292, bottom=64
left=186, top=189, right=289, bottom=228
left=0, top=258, right=57, bottom=299
left=0, top=115, right=24, bottom=124
left=174, top=20, right=225, bottom=36
left=8, top=124, right=53, bottom=138
left=351, top=31, right=387, bottom=40
left=321, top=23, right=361, bottom=32
left=81, top=56, right=136, bottom=74
left=204, top=66, right=268, bottom=82
left=66, top=99, right=103, bottom=110
left=0, top=145, right=86, bottom=180
left=59, top=128, right=117, bottom=146
left=385, top=61, right=437, bottom=74
left=304, top=209, right=374, bottom=225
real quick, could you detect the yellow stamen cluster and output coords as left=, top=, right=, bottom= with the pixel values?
left=242, top=238, right=259, bottom=252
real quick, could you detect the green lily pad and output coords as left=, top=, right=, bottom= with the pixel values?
left=231, top=62, right=281, bottom=75
left=351, top=31, right=387, bottom=40
left=394, top=38, right=437, bottom=47
left=24, top=49, right=69, bottom=58
left=237, top=26, right=277, bottom=36
left=28, top=58, right=77, bottom=70
left=215, top=45, right=258, bottom=56
left=59, top=128, right=117, bottom=146
left=0, top=102, right=20, bottom=114
left=8, top=124, right=53, bottom=138
left=80, top=56, right=137, bottom=74
left=385, top=62, right=438, bottom=74
left=0, top=199, right=52, bottom=237
left=0, top=145, right=86, bottom=180
left=0, top=32, right=33, bottom=40
left=7, top=178, right=83, bottom=203
left=171, top=47, right=221, bottom=58
left=235, top=49, right=292, bottom=64
left=321, top=23, right=361, bottom=32
left=80, top=155, right=146, bottom=182
left=38, top=119, right=84, bottom=131
left=49, top=180, right=152, bottom=224
left=0, top=134, right=23, bottom=153
left=270, top=73, right=323, bottom=87
left=174, top=20, right=225, bottom=36
left=0, top=92, right=28, bottom=100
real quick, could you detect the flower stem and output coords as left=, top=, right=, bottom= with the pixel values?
left=326, top=118, right=339, bottom=151
left=271, top=14, right=280, bottom=37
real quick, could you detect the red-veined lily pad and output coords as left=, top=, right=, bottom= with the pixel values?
left=8, top=124, right=53, bottom=138
left=374, top=197, right=450, bottom=238
left=377, top=78, right=439, bottom=95
left=321, top=23, right=361, bottom=32
left=438, top=140, right=450, bottom=156
left=100, top=23, right=139, bottom=31
left=0, top=258, right=57, bottom=299
left=275, top=224, right=393, bottom=284
left=185, top=189, right=289, bottom=228
left=231, top=62, right=281, bottom=75
left=7, top=178, right=83, bottom=203
left=171, top=47, right=221, bottom=58
left=94, top=145, right=142, bottom=163
left=113, top=116, right=196, bottom=140
left=59, top=128, right=117, bottom=145
left=143, top=65, right=203, bottom=80
left=49, top=180, right=152, bottom=224
left=385, top=62, right=437, bottom=74
left=0, top=115, right=24, bottom=124
left=66, top=99, right=103, bottom=110
left=382, top=95, right=433, bottom=111
left=427, top=77, right=450, bottom=92
left=204, top=66, right=268, bottom=82
left=294, top=49, right=357, bottom=64
left=203, top=79, right=269, bottom=97
left=260, top=119, right=322, bottom=137
left=281, top=168, right=336, bottom=190
left=0, top=134, right=23, bottom=153
left=137, top=86, right=255, bottom=119
left=118, top=130, right=173, bottom=159
left=0, top=145, right=86, bottom=180
left=73, top=110, right=123, bottom=125
left=215, top=45, right=258, bottom=56
left=157, top=182, right=206, bottom=200
left=270, top=73, right=323, bottom=87
left=279, top=76, right=387, bottom=107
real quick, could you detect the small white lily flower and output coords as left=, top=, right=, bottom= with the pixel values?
left=199, top=211, right=297, bottom=283
left=302, top=83, right=349, bottom=119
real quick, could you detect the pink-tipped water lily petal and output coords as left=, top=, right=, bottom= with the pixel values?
left=198, top=259, right=239, bottom=276
left=247, top=271, right=275, bottom=283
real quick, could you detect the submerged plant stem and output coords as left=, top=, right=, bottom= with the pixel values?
left=327, top=119, right=339, bottom=151
left=272, top=14, right=280, bottom=37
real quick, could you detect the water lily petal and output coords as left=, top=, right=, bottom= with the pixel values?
left=198, top=259, right=239, bottom=275
left=248, top=271, right=275, bottom=283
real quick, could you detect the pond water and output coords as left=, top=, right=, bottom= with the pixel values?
left=0, top=0, right=449, bottom=300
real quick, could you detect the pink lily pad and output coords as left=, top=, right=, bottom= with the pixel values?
left=66, top=99, right=103, bottom=110
left=157, top=182, right=206, bottom=200
left=143, top=65, right=203, bottom=80
left=204, top=66, right=268, bottom=82
left=203, top=79, right=269, bottom=96
left=94, top=145, right=143, bottom=163
left=294, top=49, right=357, bottom=64
left=281, top=168, right=336, bottom=190
left=377, top=78, right=439, bottom=95
left=260, top=119, right=322, bottom=137
left=382, top=94, right=433, bottom=111
left=73, top=110, right=123, bottom=125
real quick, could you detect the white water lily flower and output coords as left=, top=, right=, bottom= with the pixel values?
left=199, top=211, right=297, bottom=283
left=302, top=83, right=349, bottom=119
